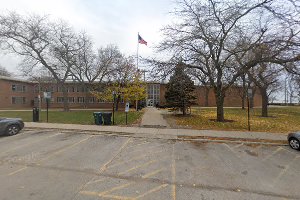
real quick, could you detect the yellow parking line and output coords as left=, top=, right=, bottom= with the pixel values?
left=81, top=168, right=165, bottom=198
left=79, top=191, right=134, bottom=200
left=222, top=143, right=240, bottom=158
left=8, top=166, right=28, bottom=176
left=39, top=135, right=94, bottom=163
left=233, top=143, right=244, bottom=148
left=0, top=133, right=62, bottom=156
left=143, top=168, right=165, bottom=178
left=99, top=138, right=132, bottom=173
left=107, top=149, right=165, bottom=169
left=126, top=141, right=151, bottom=149
left=263, top=147, right=282, bottom=161
left=135, top=184, right=169, bottom=199
left=7, top=135, right=93, bottom=176
left=119, top=160, right=157, bottom=175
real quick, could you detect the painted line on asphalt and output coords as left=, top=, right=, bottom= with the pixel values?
left=99, top=138, right=132, bottom=173
left=273, top=155, right=299, bottom=185
left=79, top=191, right=135, bottom=200
left=107, top=149, right=166, bottom=170
left=38, top=135, right=94, bottom=163
left=7, top=135, right=93, bottom=176
left=126, top=141, right=151, bottom=149
left=0, top=132, right=62, bottom=156
left=233, top=143, right=244, bottom=148
left=135, top=184, right=169, bottom=199
left=263, top=147, right=282, bottom=161
left=7, top=166, right=27, bottom=176
left=222, top=143, right=241, bottom=158
left=80, top=168, right=165, bottom=199
left=119, top=159, right=158, bottom=175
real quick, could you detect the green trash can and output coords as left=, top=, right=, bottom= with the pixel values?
left=93, top=112, right=103, bottom=125
left=102, top=112, right=112, bottom=125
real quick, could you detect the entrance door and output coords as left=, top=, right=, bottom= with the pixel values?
left=147, top=99, right=154, bottom=107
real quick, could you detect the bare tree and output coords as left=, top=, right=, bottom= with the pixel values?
left=248, top=63, right=283, bottom=117
left=0, top=12, right=88, bottom=111
left=0, top=65, right=11, bottom=76
left=158, top=0, right=300, bottom=121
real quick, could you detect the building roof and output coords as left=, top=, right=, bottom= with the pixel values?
left=0, top=75, right=37, bottom=84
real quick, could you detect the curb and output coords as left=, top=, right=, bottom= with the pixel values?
left=24, top=127, right=287, bottom=146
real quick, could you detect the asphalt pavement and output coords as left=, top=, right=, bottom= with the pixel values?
left=0, top=129, right=299, bottom=200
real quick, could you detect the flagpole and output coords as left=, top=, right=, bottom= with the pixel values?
left=137, top=32, right=139, bottom=70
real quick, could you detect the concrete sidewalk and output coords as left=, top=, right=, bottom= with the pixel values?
left=24, top=122, right=288, bottom=144
left=140, top=107, right=170, bottom=128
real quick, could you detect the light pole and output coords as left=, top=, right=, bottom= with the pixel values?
left=112, top=91, right=116, bottom=125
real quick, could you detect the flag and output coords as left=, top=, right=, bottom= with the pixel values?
left=138, top=34, right=147, bottom=45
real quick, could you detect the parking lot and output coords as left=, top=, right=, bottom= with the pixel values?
left=0, top=129, right=299, bottom=200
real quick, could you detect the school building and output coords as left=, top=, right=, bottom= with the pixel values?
left=0, top=75, right=262, bottom=110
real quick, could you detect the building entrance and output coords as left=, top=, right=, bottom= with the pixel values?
left=146, top=84, right=160, bottom=107
left=147, top=99, right=154, bottom=107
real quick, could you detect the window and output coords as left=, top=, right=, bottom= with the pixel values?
left=12, top=97, right=26, bottom=104
left=77, top=97, right=85, bottom=103
left=57, top=87, right=63, bottom=92
left=57, top=97, right=64, bottom=103
left=67, top=87, right=75, bottom=93
left=89, top=97, right=95, bottom=103
left=76, top=86, right=84, bottom=92
left=68, top=97, right=75, bottom=103
left=12, top=84, right=26, bottom=92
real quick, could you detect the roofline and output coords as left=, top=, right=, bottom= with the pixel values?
left=0, top=75, right=37, bottom=84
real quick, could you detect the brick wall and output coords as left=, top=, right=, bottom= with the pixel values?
left=159, top=84, right=262, bottom=107
left=0, top=79, right=35, bottom=109
left=0, top=77, right=262, bottom=109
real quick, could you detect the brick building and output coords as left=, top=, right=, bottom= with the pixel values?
left=0, top=76, right=262, bottom=109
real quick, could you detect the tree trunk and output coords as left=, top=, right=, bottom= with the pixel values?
left=204, top=86, right=209, bottom=107
left=61, top=83, right=69, bottom=111
left=261, top=87, right=268, bottom=117
left=182, top=99, right=186, bottom=116
left=135, top=100, right=138, bottom=111
left=241, top=74, right=246, bottom=109
left=115, top=94, right=120, bottom=111
left=215, top=87, right=225, bottom=121
left=83, top=84, right=89, bottom=109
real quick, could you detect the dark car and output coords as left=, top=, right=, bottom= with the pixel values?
left=0, top=118, right=24, bottom=136
left=288, top=131, right=300, bottom=151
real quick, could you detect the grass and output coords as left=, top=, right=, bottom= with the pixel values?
left=0, top=110, right=143, bottom=125
left=165, top=106, right=300, bottom=133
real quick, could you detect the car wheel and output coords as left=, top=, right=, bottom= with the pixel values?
left=289, top=137, right=300, bottom=150
left=6, top=124, right=20, bottom=136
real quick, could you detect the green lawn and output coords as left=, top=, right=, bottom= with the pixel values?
left=0, top=110, right=143, bottom=125
left=165, top=106, right=300, bottom=133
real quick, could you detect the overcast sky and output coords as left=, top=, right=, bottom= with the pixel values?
left=0, top=0, right=175, bottom=76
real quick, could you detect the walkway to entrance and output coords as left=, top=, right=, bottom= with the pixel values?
left=140, top=107, right=170, bottom=128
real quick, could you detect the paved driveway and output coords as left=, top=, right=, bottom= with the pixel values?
left=0, top=129, right=299, bottom=200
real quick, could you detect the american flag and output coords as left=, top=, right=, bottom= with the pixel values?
left=138, top=34, right=147, bottom=45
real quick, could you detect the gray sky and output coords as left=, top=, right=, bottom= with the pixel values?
left=0, top=0, right=175, bottom=75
